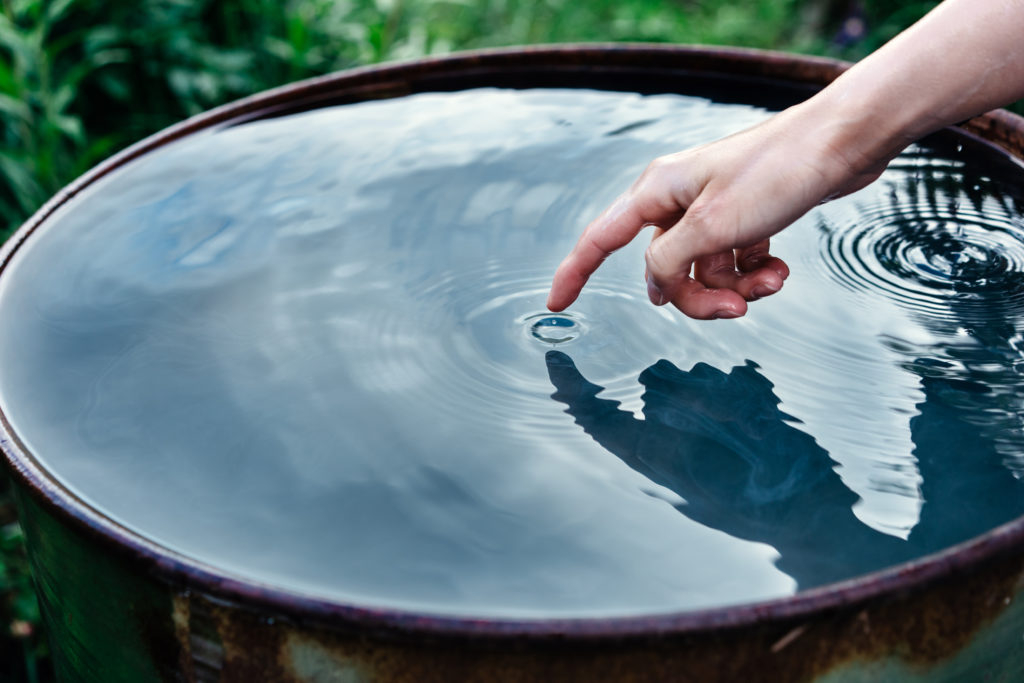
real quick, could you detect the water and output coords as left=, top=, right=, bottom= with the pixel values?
left=2, top=88, right=1024, bottom=618
left=525, top=313, right=585, bottom=345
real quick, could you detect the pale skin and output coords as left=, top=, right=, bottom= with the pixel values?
left=547, top=0, right=1024, bottom=320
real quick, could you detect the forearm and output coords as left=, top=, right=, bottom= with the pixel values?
left=809, top=0, right=1024, bottom=176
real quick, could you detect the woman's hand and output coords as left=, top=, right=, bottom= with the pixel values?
left=547, top=104, right=886, bottom=319
left=548, top=0, right=1024, bottom=320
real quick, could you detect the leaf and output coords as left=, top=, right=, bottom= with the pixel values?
left=45, top=0, right=76, bottom=24
left=51, top=113, right=84, bottom=143
left=263, top=35, right=296, bottom=63
left=0, top=151, right=45, bottom=214
left=49, top=82, right=74, bottom=114
left=50, top=47, right=130, bottom=105
left=9, top=0, right=40, bottom=22
left=0, top=16, right=32, bottom=61
left=75, top=133, right=121, bottom=174
left=95, top=70, right=132, bottom=102
left=0, top=93, right=31, bottom=121
left=0, top=58, right=17, bottom=94
left=82, top=24, right=126, bottom=51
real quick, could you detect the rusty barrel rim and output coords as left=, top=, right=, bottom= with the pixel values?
left=3, top=44, right=1024, bottom=642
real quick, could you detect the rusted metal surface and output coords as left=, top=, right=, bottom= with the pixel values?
left=962, top=108, right=1024, bottom=161
left=4, top=45, right=1024, bottom=682
left=164, top=553, right=1024, bottom=682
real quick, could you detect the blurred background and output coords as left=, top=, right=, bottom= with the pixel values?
left=0, top=1, right=944, bottom=680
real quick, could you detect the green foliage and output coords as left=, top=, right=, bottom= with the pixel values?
left=0, top=0, right=956, bottom=243
left=0, top=478, right=48, bottom=683
left=0, top=0, right=113, bottom=236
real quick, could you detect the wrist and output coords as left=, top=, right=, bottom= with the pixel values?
left=783, top=75, right=920, bottom=193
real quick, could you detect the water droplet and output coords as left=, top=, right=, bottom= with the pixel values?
left=524, top=313, right=584, bottom=345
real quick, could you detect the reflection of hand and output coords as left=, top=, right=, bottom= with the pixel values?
left=545, top=350, right=907, bottom=589
left=545, top=350, right=843, bottom=513
left=546, top=347, right=1024, bottom=588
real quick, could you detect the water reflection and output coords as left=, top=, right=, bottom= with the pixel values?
left=5, top=88, right=1024, bottom=615
left=547, top=350, right=1024, bottom=590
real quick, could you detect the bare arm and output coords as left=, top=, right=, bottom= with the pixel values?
left=547, top=0, right=1024, bottom=319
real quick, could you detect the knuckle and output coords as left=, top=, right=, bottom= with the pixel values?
left=635, top=155, right=674, bottom=190
left=743, top=246, right=769, bottom=264
left=684, top=200, right=715, bottom=232
left=685, top=197, right=736, bottom=254
left=683, top=201, right=720, bottom=247
left=644, top=240, right=677, bottom=282
left=644, top=242, right=666, bottom=275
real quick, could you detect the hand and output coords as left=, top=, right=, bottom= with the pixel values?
left=546, top=103, right=889, bottom=319
left=548, top=0, right=1024, bottom=320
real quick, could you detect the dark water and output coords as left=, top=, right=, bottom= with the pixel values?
left=2, top=89, right=1024, bottom=618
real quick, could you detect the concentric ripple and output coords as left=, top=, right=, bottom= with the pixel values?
left=524, top=312, right=585, bottom=345
left=820, top=174, right=1024, bottom=322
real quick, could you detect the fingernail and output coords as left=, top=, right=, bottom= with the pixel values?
left=751, top=283, right=780, bottom=299
left=713, top=310, right=742, bottom=319
left=646, top=273, right=666, bottom=305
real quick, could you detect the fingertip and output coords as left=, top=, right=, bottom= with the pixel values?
left=646, top=272, right=668, bottom=306
left=670, top=284, right=747, bottom=320
left=710, top=297, right=747, bottom=320
left=750, top=282, right=780, bottom=300
left=548, top=262, right=582, bottom=312
left=749, top=269, right=784, bottom=300
left=708, top=299, right=749, bottom=321
left=546, top=282, right=575, bottom=312
left=727, top=261, right=787, bottom=302
left=713, top=310, right=745, bottom=320
left=546, top=293, right=567, bottom=312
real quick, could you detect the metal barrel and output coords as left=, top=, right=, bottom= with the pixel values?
left=3, top=45, right=1024, bottom=682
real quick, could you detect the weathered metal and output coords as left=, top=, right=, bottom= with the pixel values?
left=3, top=45, right=1024, bottom=682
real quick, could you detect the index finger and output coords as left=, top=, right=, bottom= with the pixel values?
left=547, top=193, right=683, bottom=312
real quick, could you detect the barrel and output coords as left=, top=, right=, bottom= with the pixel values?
left=3, top=45, right=1024, bottom=683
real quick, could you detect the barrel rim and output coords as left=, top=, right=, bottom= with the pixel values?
left=3, top=43, right=1024, bottom=642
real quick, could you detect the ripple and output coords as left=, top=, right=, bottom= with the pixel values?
left=523, top=312, right=586, bottom=345
left=339, top=255, right=702, bottom=444
left=820, top=194, right=1024, bottom=322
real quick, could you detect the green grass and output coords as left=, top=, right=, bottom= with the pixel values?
left=0, top=1, right=940, bottom=680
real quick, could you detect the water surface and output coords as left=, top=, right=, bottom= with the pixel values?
left=2, top=88, right=1024, bottom=618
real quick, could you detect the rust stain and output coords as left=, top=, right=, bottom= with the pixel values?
left=962, top=110, right=1024, bottom=160
left=771, top=624, right=809, bottom=653
left=162, top=552, right=1024, bottom=683
left=174, top=591, right=230, bottom=682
